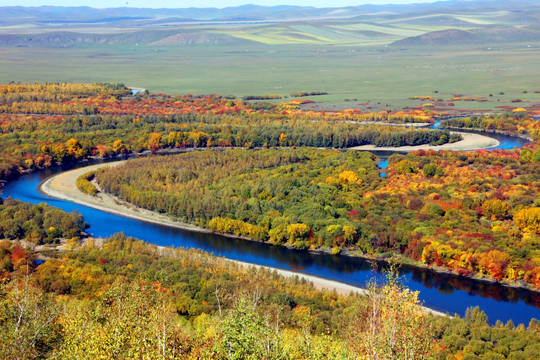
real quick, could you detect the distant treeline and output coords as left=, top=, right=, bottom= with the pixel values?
left=360, top=128, right=460, bottom=147
left=290, top=91, right=328, bottom=97
left=242, top=94, right=282, bottom=100
left=242, top=91, right=328, bottom=100
left=442, top=114, right=539, bottom=140
left=0, top=83, right=456, bottom=181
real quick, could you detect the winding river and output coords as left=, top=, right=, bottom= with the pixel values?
left=2, top=127, right=539, bottom=325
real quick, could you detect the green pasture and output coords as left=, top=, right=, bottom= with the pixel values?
left=1, top=41, right=539, bottom=110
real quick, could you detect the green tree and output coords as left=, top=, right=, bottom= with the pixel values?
left=0, top=275, right=61, bottom=359
left=422, top=163, right=440, bottom=177
left=532, top=148, right=540, bottom=162
left=395, top=159, right=417, bottom=174
left=345, top=274, right=434, bottom=360
left=217, top=296, right=282, bottom=360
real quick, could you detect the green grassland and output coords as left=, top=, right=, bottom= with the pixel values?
left=1, top=6, right=540, bottom=111
left=2, top=41, right=539, bottom=111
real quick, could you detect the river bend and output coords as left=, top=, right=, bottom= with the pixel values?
left=1, top=129, right=538, bottom=325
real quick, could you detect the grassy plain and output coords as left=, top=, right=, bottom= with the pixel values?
left=1, top=6, right=540, bottom=111
left=2, top=42, right=539, bottom=110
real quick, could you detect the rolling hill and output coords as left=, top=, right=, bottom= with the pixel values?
left=0, top=1, right=539, bottom=47
left=391, top=25, right=540, bottom=47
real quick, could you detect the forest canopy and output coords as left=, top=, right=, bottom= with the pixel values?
left=1, top=82, right=540, bottom=358
left=95, top=144, right=540, bottom=289
left=1, top=233, right=539, bottom=359
left=0, top=82, right=456, bottom=180
left=95, top=149, right=381, bottom=247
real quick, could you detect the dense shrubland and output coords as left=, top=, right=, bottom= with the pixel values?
left=0, top=197, right=86, bottom=245
left=75, top=170, right=98, bottom=196
left=377, top=148, right=540, bottom=288
left=95, top=149, right=381, bottom=247
left=442, top=114, right=540, bottom=140
left=290, top=90, right=328, bottom=97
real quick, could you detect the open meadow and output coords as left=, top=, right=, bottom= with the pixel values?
left=1, top=3, right=540, bottom=111
left=1, top=42, right=540, bottom=111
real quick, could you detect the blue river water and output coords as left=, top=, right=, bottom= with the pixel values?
left=1, top=128, right=538, bottom=325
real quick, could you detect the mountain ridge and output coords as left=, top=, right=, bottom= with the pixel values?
left=2, top=1, right=540, bottom=22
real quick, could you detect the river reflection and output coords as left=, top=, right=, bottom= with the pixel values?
left=407, top=266, right=540, bottom=308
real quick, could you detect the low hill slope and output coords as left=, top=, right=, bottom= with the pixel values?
left=0, top=29, right=253, bottom=47
left=150, top=32, right=253, bottom=46
left=391, top=28, right=478, bottom=46
left=391, top=25, right=540, bottom=46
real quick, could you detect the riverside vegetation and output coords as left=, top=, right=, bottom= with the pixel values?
left=1, top=83, right=540, bottom=287
left=0, top=83, right=456, bottom=180
left=1, top=83, right=540, bottom=358
left=1, top=225, right=539, bottom=359
left=94, top=145, right=540, bottom=289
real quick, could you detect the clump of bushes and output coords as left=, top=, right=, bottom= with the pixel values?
left=76, top=171, right=98, bottom=196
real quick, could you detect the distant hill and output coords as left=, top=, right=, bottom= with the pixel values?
left=1, top=1, right=540, bottom=23
left=391, top=26, right=540, bottom=46
left=150, top=33, right=253, bottom=46
left=1, top=1, right=539, bottom=47
left=0, top=5, right=361, bottom=23
left=0, top=30, right=256, bottom=47
left=390, top=29, right=477, bottom=46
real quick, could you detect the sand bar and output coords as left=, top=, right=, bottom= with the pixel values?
left=351, top=132, right=499, bottom=152
left=41, top=161, right=204, bottom=232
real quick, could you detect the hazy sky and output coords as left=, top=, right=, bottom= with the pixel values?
left=5, top=0, right=439, bottom=9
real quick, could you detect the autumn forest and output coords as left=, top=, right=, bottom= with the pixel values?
left=1, top=82, right=540, bottom=359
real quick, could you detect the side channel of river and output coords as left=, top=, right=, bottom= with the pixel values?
left=1, top=128, right=538, bottom=325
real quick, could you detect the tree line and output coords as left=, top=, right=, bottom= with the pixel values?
left=0, top=82, right=457, bottom=181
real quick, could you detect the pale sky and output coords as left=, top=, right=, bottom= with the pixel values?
left=3, top=0, right=440, bottom=9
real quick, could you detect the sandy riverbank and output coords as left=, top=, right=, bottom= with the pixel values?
left=41, top=162, right=448, bottom=317
left=351, top=132, right=499, bottom=152
left=41, top=161, right=205, bottom=233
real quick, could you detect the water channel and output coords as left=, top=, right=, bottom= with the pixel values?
left=1, top=125, right=538, bottom=325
